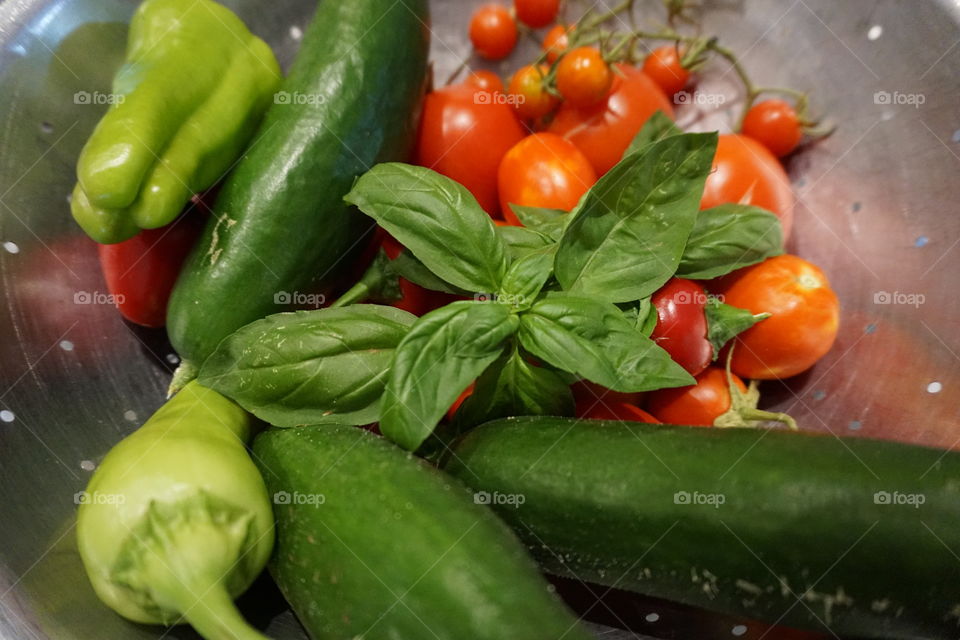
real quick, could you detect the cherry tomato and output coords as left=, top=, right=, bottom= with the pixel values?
left=715, top=255, right=839, bottom=380
left=508, top=64, right=560, bottom=121
left=548, top=64, right=675, bottom=176
left=98, top=214, right=203, bottom=328
left=742, top=99, right=803, bottom=158
left=642, top=45, right=690, bottom=96
left=498, top=132, right=597, bottom=223
left=381, top=234, right=460, bottom=316
left=571, top=380, right=641, bottom=407
left=466, top=70, right=505, bottom=94
left=542, top=24, right=570, bottom=63
left=556, top=47, right=613, bottom=108
left=469, top=4, right=518, bottom=60
left=700, top=134, right=795, bottom=240
left=647, top=367, right=746, bottom=427
left=578, top=401, right=660, bottom=423
left=447, top=384, right=476, bottom=421
left=514, top=0, right=559, bottom=27
left=416, top=84, right=525, bottom=216
left=650, top=278, right=712, bottom=377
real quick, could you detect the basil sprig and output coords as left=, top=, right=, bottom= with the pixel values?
left=202, top=128, right=786, bottom=453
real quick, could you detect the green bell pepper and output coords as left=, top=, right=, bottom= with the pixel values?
left=71, top=0, right=281, bottom=244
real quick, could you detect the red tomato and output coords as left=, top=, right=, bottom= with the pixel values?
left=466, top=70, right=505, bottom=94
left=647, top=367, right=746, bottom=427
left=715, top=255, right=839, bottom=380
left=98, top=215, right=202, bottom=327
left=514, top=0, right=559, bottom=27
left=742, top=99, right=803, bottom=158
left=416, top=84, right=525, bottom=217
left=548, top=64, right=675, bottom=176
left=498, top=133, right=597, bottom=223
left=578, top=402, right=660, bottom=423
left=542, top=24, right=570, bottom=63
left=381, top=234, right=460, bottom=316
left=650, top=278, right=712, bottom=377
left=556, top=47, right=613, bottom=108
left=700, top=134, right=795, bottom=240
left=469, top=4, right=518, bottom=60
left=447, top=383, right=476, bottom=421
left=642, top=45, right=690, bottom=96
left=508, top=64, right=559, bottom=121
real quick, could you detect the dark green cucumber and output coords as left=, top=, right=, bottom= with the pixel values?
left=167, top=0, right=428, bottom=367
left=443, top=418, right=960, bottom=639
left=253, top=425, right=593, bottom=640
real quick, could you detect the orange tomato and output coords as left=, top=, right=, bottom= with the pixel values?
left=642, top=45, right=690, bottom=96
left=542, top=24, right=570, bottom=63
left=647, top=367, right=746, bottom=427
left=498, top=133, right=597, bottom=223
left=578, top=402, right=660, bottom=423
left=508, top=64, right=560, bottom=121
left=556, top=47, right=613, bottom=108
left=548, top=64, right=675, bottom=176
left=716, top=255, right=840, bottom=380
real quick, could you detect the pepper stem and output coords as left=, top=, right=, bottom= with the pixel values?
left=175, top=583, right=268, bottom=640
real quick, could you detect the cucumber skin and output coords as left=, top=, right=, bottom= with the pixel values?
left=167, top=0, right=429, bottom=365
left=253, top=425, right=593, bottom=640
left=443, top=418, right=960, bottom=639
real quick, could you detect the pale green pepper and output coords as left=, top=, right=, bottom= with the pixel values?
left=71, top=0, right=281, bottom=244
left=76, top=382, right=273, bottom=640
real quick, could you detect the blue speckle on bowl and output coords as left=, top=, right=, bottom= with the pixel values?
left=812, top=390, right=826, bottom=400
left=852, top=201, right=862, bottom=213
left=848, top=420, right=862, bottom=431
left=915, top=236, right=929, bottom=247
left=865, top=323, right=878, bottom=335
left=953, top=129, right=960, bottom=143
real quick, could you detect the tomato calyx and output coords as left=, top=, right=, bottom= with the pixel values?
left=713, top=349, right=797, bottom=430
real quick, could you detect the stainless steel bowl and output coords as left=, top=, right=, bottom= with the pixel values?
left=1, top=1, right=958, bottom=638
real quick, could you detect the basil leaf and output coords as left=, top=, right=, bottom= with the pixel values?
left=510, top=204, right=568, bottom=240
left=454, top=347, right=574, bottom=428
left=705, top=300, right=770, bottom=359
left=518, top=293, right=693, bottom=392
left=555, top=132, right=718, bottom=303
left=676, top=204, right=784, bottom=279
left=199, top=306, right=417, bottom=427
left=390, top=249, right=468, bottom=295
left=381, top=300, right=520, bottom=450
left=621, top=297, right=658, bottom=337
left=497, top=224, right=554, bottom=260
left=625, top=110, right=682, bottom=157
left=345, top=163, right=508, bottom=293
left=498, top=243, right=556, bottom=308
